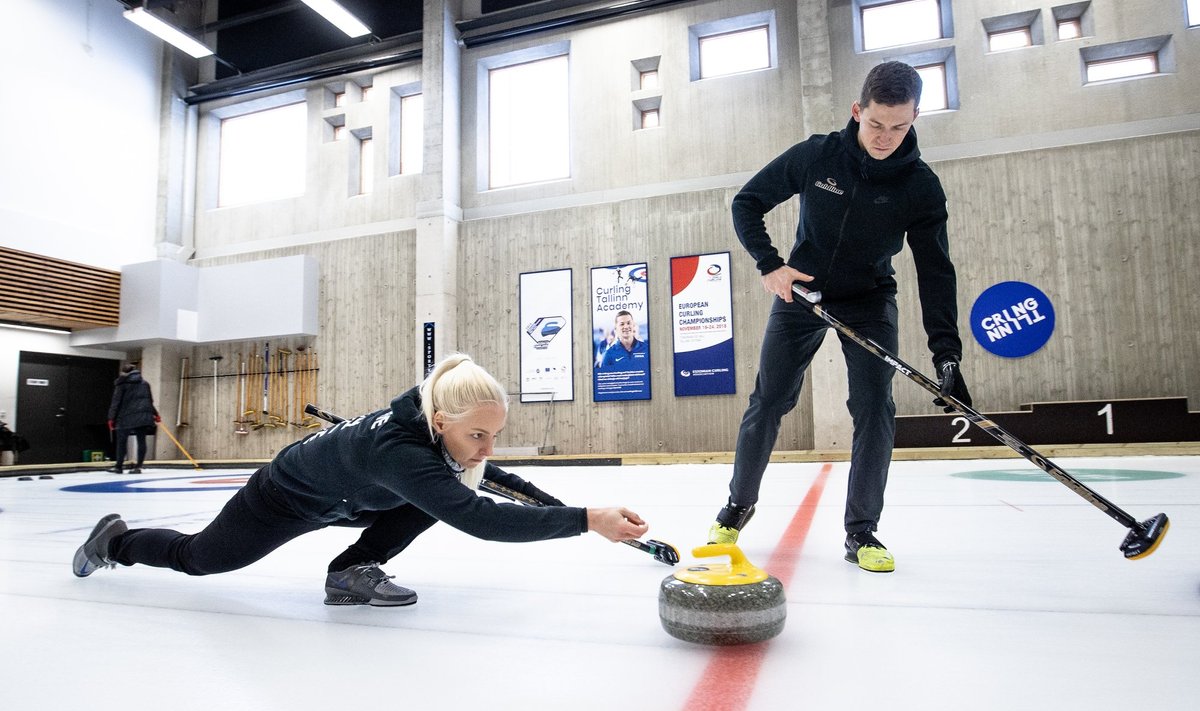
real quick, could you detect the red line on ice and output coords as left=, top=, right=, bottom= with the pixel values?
left=681, top=462, right=832, bottom=711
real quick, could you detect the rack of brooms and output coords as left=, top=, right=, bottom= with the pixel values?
left=177, top=344, right=321, bottom=435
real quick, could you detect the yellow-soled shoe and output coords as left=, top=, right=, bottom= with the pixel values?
left=708, top=501, right=755, bottom=544
left=844, top=531, right=895, bottom=573
left=707, top=522, right=740, bottom=545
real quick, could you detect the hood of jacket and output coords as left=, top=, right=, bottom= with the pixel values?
left=115, top=369, right=144, bottom=386
left=840, top=116, right=922, bottom=183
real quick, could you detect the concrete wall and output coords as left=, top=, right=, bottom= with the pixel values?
left=829, top=0, right=1200, bottom=156
left=10, top=0, right=1196, bottom=459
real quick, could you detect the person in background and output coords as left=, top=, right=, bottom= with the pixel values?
left=106, top=363, right=160, bottom=474
left=708, top=61, right=971, bottom=573
left=74, top=354, right=650, bottom=608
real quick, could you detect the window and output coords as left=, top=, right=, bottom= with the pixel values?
left=633, top=96, right=661, bottom=131
left=484, top=50, right=570, bottom=189
left=361, top=85, right=373, bottom=101
left=1085, top=54, right=1157, bottom=82
left=982, top=10, right=1041, bottom=53
left=915, top=64, right=948, bottom=111
left=334, top=91, right=346, bottom=107
left=1081, top=36, right=1172, bottom=85
left=699, top=27, right=770, bottom=79
left=388, top=85, right=423, bottom=177
left=1057, top=18, right=1081, bottom=39
left=399, top=93, right=423, bottom=175
left=1188, top=0, right=1200, bottom=27
left=858, top=0, right=946, bottom=51
left=1051, top=3, right=1091, bottom=41
left=892, top=47, right=957, bottom=111
left=989, top=28, right=1031, bottom=51
left=218, top=102, right=306, bottom=207
left=324, top=114, right=345, bottom=142
left=688, top=12, right=777, bottom=81
left=358, top=136, right=374, bottom=194
left=632, top=56, right=661, bottom=91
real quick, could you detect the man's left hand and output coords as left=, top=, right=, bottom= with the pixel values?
left=933, top=358, right=971, bottom=413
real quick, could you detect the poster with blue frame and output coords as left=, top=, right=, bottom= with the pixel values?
left=670, top=252, right=735, bottom=396
left=590, top=262, right=650, bottom=401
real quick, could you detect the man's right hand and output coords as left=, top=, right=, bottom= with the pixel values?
left=762, top=266, right=814, bottom=302
left=107, top=420, right=115, bottom=432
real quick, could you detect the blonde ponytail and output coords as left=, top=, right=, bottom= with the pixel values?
left=419, top=353, right=508, bottom=490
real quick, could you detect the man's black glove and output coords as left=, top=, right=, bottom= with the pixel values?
left=933, top=358, right=971, bottom=413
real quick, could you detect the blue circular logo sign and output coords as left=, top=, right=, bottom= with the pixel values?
left=970, top=281, right=1055, bottom=358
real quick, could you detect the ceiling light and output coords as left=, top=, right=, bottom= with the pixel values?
left=301, top=0, right=372, bottom=38
left=123, top=6, right=213, bottom=59
left=0, top=321, right=72, bottom=334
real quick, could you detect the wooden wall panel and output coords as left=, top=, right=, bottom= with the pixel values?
left=460, top=190, right=812, bottom=455
left=466, top=131, right=1199, bottom=456
left=893, top=130, right=1200, bottom=419
left=166, top=133, right=1197, bottom=460
left=176, top=232, right=416, bottom=459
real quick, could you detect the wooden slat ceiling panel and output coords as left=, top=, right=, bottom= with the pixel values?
left=0, top=246, right=121, bottom=330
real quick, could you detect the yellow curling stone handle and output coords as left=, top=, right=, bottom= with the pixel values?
left=673, top=544, right=769, bottom=586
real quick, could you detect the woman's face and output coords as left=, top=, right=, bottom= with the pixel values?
left=433, top=401, right=507, bottom=468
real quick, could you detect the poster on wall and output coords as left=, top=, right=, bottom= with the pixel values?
left=590, top=262, right=651, bottom=402
left=969, top=280, right=1056, bottom=358
left=519, top=268, right=574, bottom=403
left=670, top=252, right=736, bottom=396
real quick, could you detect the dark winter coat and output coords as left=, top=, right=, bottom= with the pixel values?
left=269, top=387, right=588, bottom=541
left=731, top=117, right=963, bottom=364
left=107, top=370, right=159, bottom=431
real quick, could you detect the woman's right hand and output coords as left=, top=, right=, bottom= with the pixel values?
left=586, top=507, right=649, bottom=542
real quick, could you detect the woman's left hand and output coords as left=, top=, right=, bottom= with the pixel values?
left=586, top=507, right=649, bottom=542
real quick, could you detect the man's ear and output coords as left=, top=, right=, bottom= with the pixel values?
left=851, top=101, right=862, bottom=122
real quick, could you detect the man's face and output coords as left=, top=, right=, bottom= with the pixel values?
left=615, top=314, right=635, bottom=343
left=851, top=99, right=918, bottom=160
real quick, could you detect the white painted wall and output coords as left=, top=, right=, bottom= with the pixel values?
left=68, top=256, right=320, bottom=346
left=0, top=0, right=164, bottom=438
left=0, top=0, right=162, bottom=270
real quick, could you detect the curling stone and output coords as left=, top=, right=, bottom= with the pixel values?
left=658, top=544, right=786, bottom=646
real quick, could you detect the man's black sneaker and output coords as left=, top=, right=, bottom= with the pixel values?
left=324, top=564, right=417, bottom=606
left=73, top=514, right=127, bottom=577
left=844, top=531, right=895, bottom=573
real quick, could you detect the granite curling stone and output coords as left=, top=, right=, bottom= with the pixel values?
left=658, top=544, right=786, bottom=646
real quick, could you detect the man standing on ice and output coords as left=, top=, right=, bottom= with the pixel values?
left=707, top=61, right=971, bottom=573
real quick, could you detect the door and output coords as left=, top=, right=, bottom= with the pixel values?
left=16, top=352, right=120, bottom=465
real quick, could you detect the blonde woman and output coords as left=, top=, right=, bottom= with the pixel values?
left=73, top=354, right=649, bottom=607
